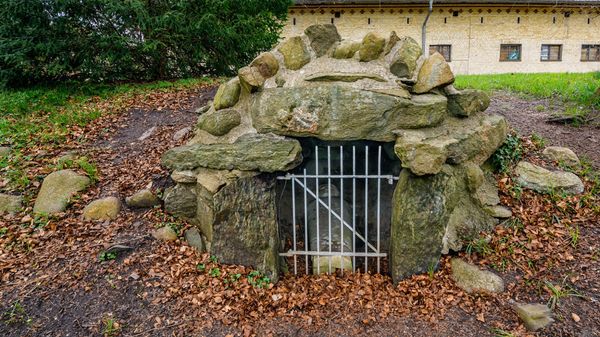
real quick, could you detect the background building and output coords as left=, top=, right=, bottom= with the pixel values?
left=284, top=0, right=600, bottom=74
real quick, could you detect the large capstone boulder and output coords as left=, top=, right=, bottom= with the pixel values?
left=197, top=108, right=241, bottom=136
left=515, top=161, right=584, bottom=195
left=0, top=193, right=22, bottom=214
left=34, top=170, right=91, bottom=214
left=394, top=113, right=508, bottom=175
left=389, top=37, right=422, bottom=78
left=278, top=36, right=311, bottom=70
left=210, top=175, right=280, bottom=282
left=359, top=32, right=385, bottom=62
left=213, top=78, right=241, bottom=111
left=413, top=52, right=455, bottom=94
left=542, top=146, right=580, bottom=167
left=304, top=24, right=341, bottom=57
left=162, top=134, right=303, bottom=173
left=251, top=85, right=447, bottom=142
left=446, top=88, right=491, bottom=117
left=451, top=258, right=504, bottom=293
left=83, top=196, right=121, bottom=221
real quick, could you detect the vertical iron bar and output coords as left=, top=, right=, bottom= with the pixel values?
left=339, top=145, right=344, bottom=275
left=352, top=146, right=356, bottom=272
left=292, top=177, right=297, bottom=275
left=364, top=145, right=369, bottom=273
left=377, top=146, right=382, bottom=274
left=315, top=146, right=320, bottom=274
left=327, top=146, right=332, bottom=274
left=303, top=169, right=308, bottom=275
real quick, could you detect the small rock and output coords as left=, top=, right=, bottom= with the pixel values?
left=542, top=146, right=580, bottom=167
left=213, top=78, right=241, bottom=110
left=138, top=126, right=157, bottom=141
left=0, top=146, right=10, bottom=158
left=571, top=313, right=580, bottom=322
left=515, top=303, right=554, bottom=331
left=173, top=127, right=191, bottom=141
left=20, top=214, right=32, bottom=223
left=184, top=227, right=205, bottom=252
left=34, top=170, right=91, bottom=214
left=485, top=205, right=513, bottom=218
left=515, top=161, right=584, bottom=195
left=153, top=226, right=178, bottom=241
left=451, top=258, right=504, bottom=293
left=126, top=189, right=160, bottom=208
left=83, top=196, right=121, bottom=220
left=171, top=170, right=197, bottom=183
left=0, top=193, right=22, bottom=214
left=196, top=102, right=212, bottom=115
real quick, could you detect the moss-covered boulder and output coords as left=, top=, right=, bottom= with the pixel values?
left=238, top=66, right=265, bottom=93
left=515, top=161, right=584, bottom=195
left=197, top=108, right=241, bottom=136
left=250, top=52, right=279, bottom=78
left=413, top=52, right=455, bottom=94
left=34, top=170, right=91, bottom=214
left=213, top=78, right=241, bottom=111
left=304, top=24, right=341, bottom=57
left=161, top=134, right=303, bottom=173
left=359, top=32, right=385, bottom=62
left=446, top=88, right=490, bottom=117
left=126, top=189, right=160, bottom=208
left=451, top=258, right=504, bottom=293
left=515, top=303, right=554, bottom=331
left=542, top=146, right=580, bottom=167
left=389, top=37, right=422, bottom=78
left=83, top=197, right=121, bottom=220
left=278, top=36, right=310, bottom=70
left=332, top=40, right=361, bottom=59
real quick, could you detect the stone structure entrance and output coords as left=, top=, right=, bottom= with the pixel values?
left=161, top=24, right=509, bottom=283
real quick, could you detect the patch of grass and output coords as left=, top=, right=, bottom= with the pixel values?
left=530, top=133, right=546, bottom=149
left=466, top=237, right=493, bottom=256
left=101, top=316, right=121, bottom=337
left=455, top=72, right=600, bottom=110
left=544, top=280, right=584, bottom=309
left=2, top=301, right=31, bottom=325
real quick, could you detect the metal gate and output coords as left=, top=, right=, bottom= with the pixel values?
left=277, top=145, right=398, bottom=275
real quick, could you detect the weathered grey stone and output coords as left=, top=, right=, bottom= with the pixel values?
left=359, top=32, right=385, bottom=62
left=304, top=24, right=341, bottom=57
left=34, top=170, right=91, bottom=214
left=278, top=37, right=310, bottom=70
left=447, top=89, right=491, bottom=117
left=394, top=114, right=508, bottom=175
left=515, top=161, right=584, bottom=195
left=197, top=108, right=241, bottom=136
left=251, top=85, right=447, bottom=142
left=173, top=127, right=191, bottom=141
left=153, top=226, right=178, bottom=241
left=515, top=303, right=554, bottom=331
left=171, top=170, right=197, bottom=183
left=333, top=40, right=361, bottom=59
left=184, top=227, right=205, bottom=252
left=451, top=258, right=505, bottom=293
left=196, top=103, right=212, bottom=115
left=162, top=133, right=303, bottom=173
left=384, top=31, right=401, bottom=55
left=542, top=146, right=580, bottom=167
left=413, top=52, right=455, bottom=94
left=126, top=189, right=160, bottom=208
left=83, top=197, right=120, bottom=221
left=0, top=146, right=10, bottom=158
left=485, top=205, right=513, bottom=218
left=238, top=66, right=265, bottom=93
left=367, top=88, right=411, bottom=99
left=250, top=52, right=279, bottom=78
left=164, top=184, right=197, bottom=218
left=304, top=72, right=386, bottom=82
left=389, top=37, right=422, bottom=78
left=211, top=175, right=279, bottom=282
left=213, top=78, right=241, bottom=110
left=0, top=193, right=22, bottom=213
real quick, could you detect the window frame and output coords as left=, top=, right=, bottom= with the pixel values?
left=499, top=44, right=522, bottom=62
left=581, top=44, right=600, bottom=62
left=540, top=44, right=562, bottom=62
left=429, top=44, right=452, bottom=62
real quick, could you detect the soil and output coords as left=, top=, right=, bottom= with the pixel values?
left=487, top=91, right=600, bottom=168
left=0, top=87, right=598, bottom=337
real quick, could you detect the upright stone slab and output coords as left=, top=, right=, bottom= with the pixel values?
left=210, top=175, right=280, bottom=282
left=389, top=37, right=422, bottom=78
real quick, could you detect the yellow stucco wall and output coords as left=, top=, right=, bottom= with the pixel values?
left=284, top=6, right=600, bottom=74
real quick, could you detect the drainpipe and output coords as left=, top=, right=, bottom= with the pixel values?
left=422, top=0, right=434, bottom=56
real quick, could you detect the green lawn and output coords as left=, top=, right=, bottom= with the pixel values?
left=454, top=72, right=600, bottom=109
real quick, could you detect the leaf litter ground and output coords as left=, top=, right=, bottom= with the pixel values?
left=0, top=85, right=598, bottom=337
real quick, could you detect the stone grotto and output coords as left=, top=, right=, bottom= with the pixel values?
left=160, top=24, right=509, bottom=283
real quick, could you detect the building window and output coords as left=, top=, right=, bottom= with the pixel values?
left=541, top=44, right=562, bottom=61
left=581, top=44, right=600, bottom=61
left=430, top=45, right=452, bottom=62
left=500, top=44, right=521, bottom=61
